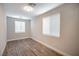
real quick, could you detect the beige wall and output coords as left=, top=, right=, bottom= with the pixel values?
left=7, top=17, right=31, bottom=41
left=0, top=4, right=7, bottom=55
left=31, top=4, right=79, bottom=56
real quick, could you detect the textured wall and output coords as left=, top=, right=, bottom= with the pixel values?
left=31, top=4, right=79, bottom=55
left=0, top=4, right=7, bottom=55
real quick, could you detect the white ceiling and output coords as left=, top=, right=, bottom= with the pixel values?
left=4, top=3, right=62, bottom=19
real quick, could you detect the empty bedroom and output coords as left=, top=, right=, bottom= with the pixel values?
left=0, top=3, right=79, bottom=56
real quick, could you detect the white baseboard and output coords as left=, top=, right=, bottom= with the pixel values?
left=32, top=37, right=70, bottom=56
left=7, top=37, right=31, bottom=42
left=1, top=42, right=7, bottom=56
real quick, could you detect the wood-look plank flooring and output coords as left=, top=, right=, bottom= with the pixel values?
left=3, top=38, right=62, bottom=56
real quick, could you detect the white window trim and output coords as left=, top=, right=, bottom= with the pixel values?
left=15, top=21, right=25, bottom=33
left=42, top=13, right=60, bottom=38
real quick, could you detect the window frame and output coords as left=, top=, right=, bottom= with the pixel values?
left=42, top=13, right=60, bottom=38
left=14, top=21, right=26, bottom=33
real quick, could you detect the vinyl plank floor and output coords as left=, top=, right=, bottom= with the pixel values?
left=3, top=38, right=62, bottom=56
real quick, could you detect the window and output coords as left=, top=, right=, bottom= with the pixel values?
left=43, top=13, right=60, bottom=37
left=15, top=21, right=25, bottom=33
